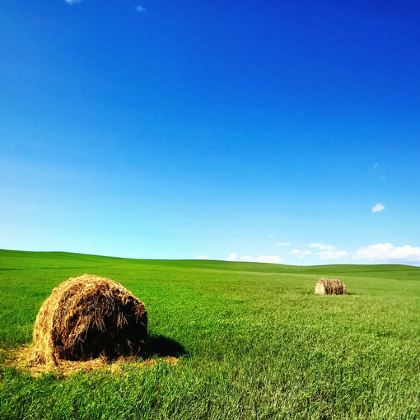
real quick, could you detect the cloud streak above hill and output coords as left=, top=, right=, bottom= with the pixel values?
left=309, top=243, right=349, bottom=259
left=227, top=253, right=283, bottom=264
left=353, top=243, right=420, bottom=263
left=288, top=241, right=420, bottom=264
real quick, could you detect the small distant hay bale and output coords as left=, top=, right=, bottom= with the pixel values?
left=32, top=274, right=147, bottom=365
left=315, top=278, right=347, bottom=295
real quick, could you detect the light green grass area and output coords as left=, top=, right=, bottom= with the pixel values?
left=0, top=249, right=419, bottom=419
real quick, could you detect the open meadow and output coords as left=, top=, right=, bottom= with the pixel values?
left=0, top=249, right=419, bottom=419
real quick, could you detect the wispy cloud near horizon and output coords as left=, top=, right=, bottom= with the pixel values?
left=291, top=243, right=347, bottom=260
left=289, top=241, right=420, bottom=264
left=291, top=249, right=312, bottom=258
left=227, top=252, right=283, bottom=264
left=309, top=242, right=348, bottom=259
left=353, top=243, right=420, bottom=263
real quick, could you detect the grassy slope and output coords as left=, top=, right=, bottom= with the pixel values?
left=0, top=249, right=419, bottom=419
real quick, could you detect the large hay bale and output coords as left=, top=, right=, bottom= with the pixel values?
left=32, top=274, right=147, bottom=365
left=315, top=278, right=347, bottom=295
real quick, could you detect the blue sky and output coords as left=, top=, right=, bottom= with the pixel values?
left=1, top=0, right=420, bottom=264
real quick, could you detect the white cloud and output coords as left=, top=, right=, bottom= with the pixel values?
left=317, top=249, right=348, bottom=260
left=226, top=252, right=283, bottom=264
left=291, top=249, right=312, bottom=258
left=372, top=163, right=387, bottom=181
left=65, top=0, right=81, bottom=4
left=353, top=243, right=420, bottom=263
left=196, top=255, right=209, bottom=260
left=309, top=242, right=334, bottom=250
left=225, top=241, right=420, bottom=265
left=309, top=242, right=348, bottom=259
left=277, top=241, right=291, bottom=247
left=252, top=256, right=283, bottom=264
left=135, top=5, right=146, bottom=12
left=372, top=203, right=385, bottom=213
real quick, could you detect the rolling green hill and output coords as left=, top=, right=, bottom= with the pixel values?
left=0, top=249, right=419, bottom=418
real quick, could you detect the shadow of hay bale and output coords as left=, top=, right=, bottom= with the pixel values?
left=143, top=334, right=187, bottom=358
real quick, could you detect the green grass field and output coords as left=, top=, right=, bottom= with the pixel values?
left=0, top=249, right=419, bottom=419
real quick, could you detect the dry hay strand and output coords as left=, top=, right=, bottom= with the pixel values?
left=10, top=345, right=178, bottom=377
left=31, top=274, right=148, bottom=366
left=315, top=278, right=347, bottom=295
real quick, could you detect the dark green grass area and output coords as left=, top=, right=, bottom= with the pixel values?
left=0, top=249, right=419, bottom=419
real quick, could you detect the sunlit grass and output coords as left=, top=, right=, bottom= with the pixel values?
left=0, top=250, right=419, bottom=418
